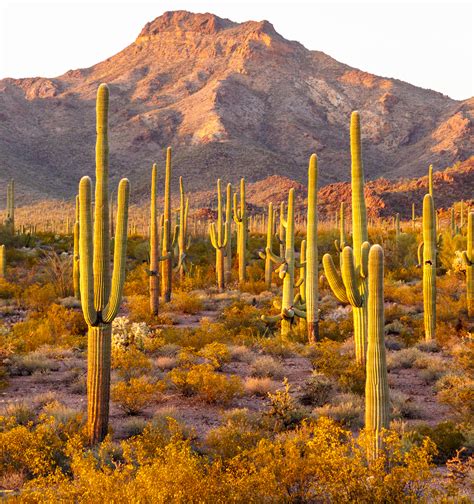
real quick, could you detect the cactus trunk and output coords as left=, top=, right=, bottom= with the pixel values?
left=462, top=212, right=473, bottom=317
left=161, top=147, right=173, bottom=302
left=224, top=183, right=233, bottom=284
left=281, top=189, right=295, bottom=336
left=263, top=202, right=274, bottom=289
left=149, top=164, right=159, bottom=316
left=306, top=154, right=318, bottom=343
left=210, top=180, right=228, bottom=292
left=0, top=245, right=6, bottom=278
left=365, top=244, right=389, bottom=460
left=233, top=178, right=247, bottom=283
left=422, top=194, right=436, bottom=341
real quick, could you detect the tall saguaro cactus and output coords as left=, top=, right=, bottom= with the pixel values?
left=462, top=212, right=473, bottom=317
left=79, top=84, right=130, bottom=444
left=224, top=183, right=233, bottom=284
left=161, top=147, right=173, bottom=302
left=209, top=179, right=228, bottom=291
left=306, top=154, right=319, bottom=343
left=176, top=176, right=190, bottom=280
left=233, top=178, right=247, bottom=283
left=73, top=195, right=80, bottom=299
left=323, top=111, right=369, bottom=365
left=259, top=202, right=274, bottom=289
left=420, top=194, right=436, bottom=341
left=149, top=163, right=160, bottom=316
left=365, top=244, right=389, bottom=460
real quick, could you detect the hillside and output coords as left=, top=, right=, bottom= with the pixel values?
left=0, top=10, right=472, bottom=203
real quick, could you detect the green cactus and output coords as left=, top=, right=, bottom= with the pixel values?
left=224, top=183, right=233, bottom=284
left=209, top=179, right=229, bottom=291
left=306, top=154, right=319, bottom=343
left=149, top=163, right=160, bottom=316
left=79, top=83, right=130, bottom=444
left=450, top=207, right=456, bottom=237
left=175, top=177, right=190, bottom=280
left=323, top=111, right=369, bottom=365
left=428, top=164, right=433, bottom=197
left=0, top=244, right=6, bottom=278
left=259, top=201, right=274, bottom=289
left=462, top=212, right=473, bottom=317
left=73, top=195, right=80, bottom=299
left=334, top=201, right=347, bottom=256
left=262, top=189, right=306, bottom=336
left=419, top=194, right=436, bottom=341
left=365, top=244, right=389, bottom=459
left=278, top=201, right=285, bottom=258
left=233, top=178, right=247, bottom=283
left=395, top=213, right=400, bottom=239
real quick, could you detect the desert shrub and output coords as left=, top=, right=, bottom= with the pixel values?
left=39, top=251, right=73, bottom=298
left=264, top=378, right=305, bottom=431
left=168, top=364, right=243, bottom=405
left=390, top=390, right=423, bottom=419
left=0, top=278, right=19, bottom=299
left=112, top=347, right=152, bottom=381
left=122, top=417, right=148, bottom=438
left=386, top=347, right=423, bottom=370
left=250, top=355, right=284, bottom=379
left=1, top=402, right=36, bottom=425
left=155, top=356, right=178, bottom=370
left=228, top=345, right=255, bottom=363
left=220, top=300, right=268, bottom=338
left=9, top=352, right=59, bottom=376
left=413, top=422, right=466, bottom=464
left=310, top=339, right=365, bottom=395
left=436, top=374, right=474, bottom=423
left=450, top=341, right=474, bottom=374
left=198, top=342, right=231, bottom=370
left=299, top=373, right=335, bottom=406
left=257, top=335, right=301, bottom=358
left=123, top=263, right=149, bottom=296
left=41, top=401, right=84, bottom=428
left=313, top=393, right=364, bottom=428
left=319, top=316, right=354, bottom=342
left=169, top=291, right=204, bottom=314
left=384, top=279, right=421, bottom=307
left=112, top=316, right=152, bottom=350
left=126, top=294, right=158, bottom=325
left=206, top=409, right=265, bottom=459
left=244, top=377, right=278, bottom=396
left=22, top=283, right=57, bottom=311
left=111, top=377, right=164, bottom=415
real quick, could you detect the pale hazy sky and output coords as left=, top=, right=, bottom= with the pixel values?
left=0, top=0, right=472, bottom=100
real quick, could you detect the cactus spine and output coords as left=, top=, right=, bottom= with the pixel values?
left=176, top=177, right=190, bottom=280
left=259, top=202, right=274, bottom=289
left=323, top=111, right=369, bottom=365
left=161, top=147, right=174, bottom=302
left=306, top=154, right=319, bottom=343
left=421, top=194, right=436, bottom=340
left=0, top=245, right=6, bottom=278
left=79, top=84, right=129, bottom=444
left=209, top=179, right=228, bottom=291
left=365, top=244, right=389, bottom=459
left=224, top=183, right=233, bottom=284
left=462, top=212, right=473, bottom=317
left=73, top=195, right=80, bottom=299
left=233, top=178, right=247, bottom=283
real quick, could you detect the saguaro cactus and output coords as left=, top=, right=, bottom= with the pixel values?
left=365, top=244, right=389, bottom=460
left=0, top=245, right=6, bottom=278
left=149, top=163, right=160, bottom=316
left=278, top=201, right=285, bottom=258
left=462, top=212, right=473, bottom=317
left=233, top=178, right=247, bottom=283
left=323, top=111, right=369, bottom=365
left=262, top=189, right=306, bottom=335
left=73, top=195, right=80, bottom=299
left=306, top=154, right=319, bottom=343
left=209, top=179, right=228, bottom=291
left=176, top=177, right=190, bottom=280
left=161, top=147, right=174, bottom=302
left=428, top=164, right=434, bottom=198
left=79, top=84, right=130, bottom=444
left=259, top=202, right=274, bottom=289
left=395, top=213, right=400, bottom=239
left=420, top=194, right=436, bottom=341
left=224, top=183, right=233, bottom=284
left=334, top=201, right=347, bottom=256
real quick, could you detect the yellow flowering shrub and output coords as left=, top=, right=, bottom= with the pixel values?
left=111, top=377, right=165, bottom=415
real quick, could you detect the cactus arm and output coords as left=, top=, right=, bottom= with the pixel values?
left=278, top=262, right=288, bottom=279
left=295, top=276, right=304, bottom=288
left=417, top=242, right=424, bottom=267
left=341, top=247, right=363, bottom=308
left=292, top=306, right=307, bottom=319
left=258, top=250, right=266, bottom=260
left=322, top=253, right=349, bottom=304
left=261, top=314, right=282, bottom=323
left=232, top=192, right=241, bottom=223
left=267, top=247, right=284, bottom=265
left=360, top=241, right=370, bottom=279
left=79, top=176, right=98, bottom=326
left=103, top=178, right=130, bottom=324
left=209, top=223, right=219, bottom=249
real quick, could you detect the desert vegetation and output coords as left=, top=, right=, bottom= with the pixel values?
left=0, top=84, right=472, bottom=502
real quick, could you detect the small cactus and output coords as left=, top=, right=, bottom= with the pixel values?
left=0, top=244, right=6, bottom=278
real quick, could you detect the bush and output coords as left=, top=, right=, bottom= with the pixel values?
left=313, top=393, right=364, bottom=428
left=413, top=422, right=466, bottom=464
left=299, top=373, right=334, bottom=406
left=168, top=364, right=243, bottom=405
left=9, top=351, right=59, bottom=376
left=111, top=377, right=164, bottom=415
left=264, top=378, right=305, bottom=431
left=112, top=347, right=152, bottom=381
left=244, top=377, right=278, bottom=396
left=22, top=283, right=57, bottom=311
left=251, top=355, right=284, bottom=379
left=437, top=374, right=474, bottom=423
left=170, top=291, right=204, bottom=314
left=198, top=342, right=231, bottom=370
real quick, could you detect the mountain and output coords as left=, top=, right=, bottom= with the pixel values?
left=0, top=10, right=472, bottom=203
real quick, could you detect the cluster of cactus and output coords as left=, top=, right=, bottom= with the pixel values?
left=5, top=179, right=14, bottom=234
left=233, top=178, right=247, bottom=283
left=365, top=244, right=389, bottom=459
left=79, top=84, right=130, bottom=444
left=323, top=111, right=369, bottom=365
left=209, top=179, right=231, bottom=291
left=462, top=212, right=473, bottom=317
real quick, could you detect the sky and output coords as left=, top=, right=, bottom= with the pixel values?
left=0, top=0, right=472, bottom=100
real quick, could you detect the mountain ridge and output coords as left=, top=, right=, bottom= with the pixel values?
left=0, top=10, right=472, bottom=204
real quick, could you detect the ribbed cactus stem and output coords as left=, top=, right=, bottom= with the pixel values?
left=428, top=164, right=433, bottom=198
left=450, top=207, right=456, bottom=237
left=210, top=179, right=228, bottom=291
left=462, top=212, right=473, bottom=317
left=395, top=213, right=400, bottom=239
left=149, top=163, right=159, bottom=316
left=176, top=176, right=189, bottom=280
left=365, top=244, right=389, bottom=460
left=262, top=202, right=274, bottom=289
left=279, top=201, right=285, bottom=258
left=306, top=154, right=318, bottom=343
left=80, top=84, right=130, bottom=444
left=224, top=183, right=232, bottom=284
left=233, top=178, right=247, bottom=283
left=73, top=195, right=80, bottom=299
left=0, top=245, right=6, bottom=278
left=281, top=188, right=295, bottom=336
left=422, top=194, right=436, bottom=341
left=161, top=147, right=173, bottom=302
